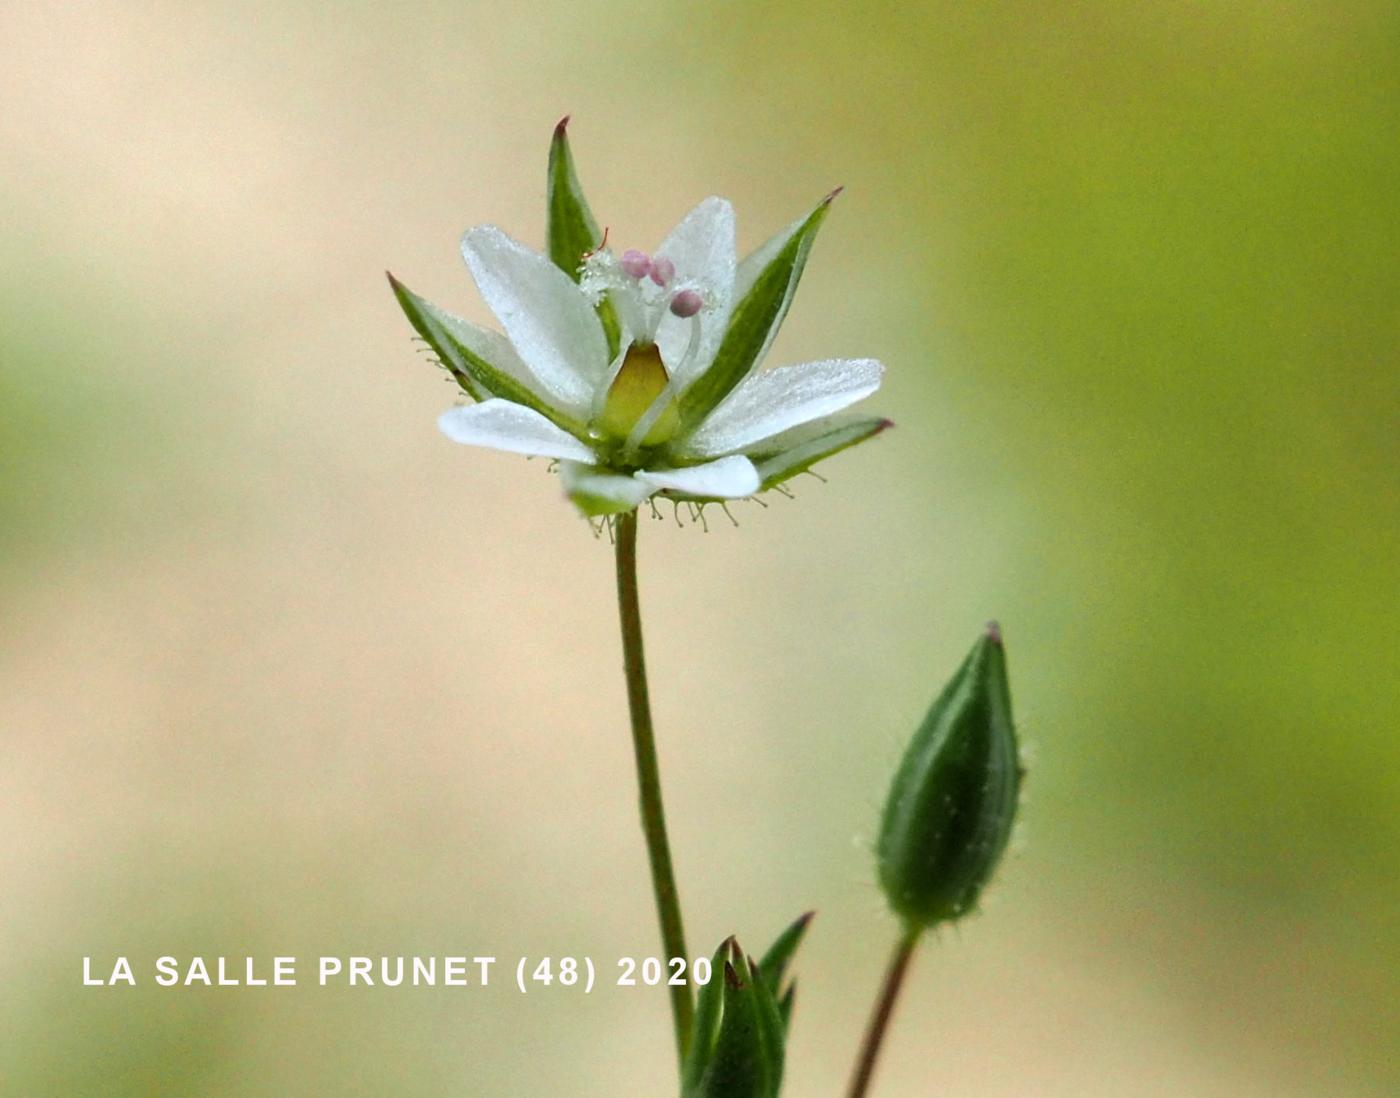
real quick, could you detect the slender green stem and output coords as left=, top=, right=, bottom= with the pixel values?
left=846, top=926, right=923, bottom=1098
left=613, top=509, right=694, bottom=1064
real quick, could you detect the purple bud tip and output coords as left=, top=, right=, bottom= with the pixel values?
left=669, top=289, right=703, bottom=317
left=619, top=250, right=652, bottom=279
left=554, top=115, right=571, bottom=137
left=985, top=620, right=1003, bottom=644
left=649, top=255, right=676, bottom=286
left=823, top=185, right=845, bottom=205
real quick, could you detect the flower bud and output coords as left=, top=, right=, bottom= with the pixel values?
left=682, top=917, right=812, bottom=1098
left=877, top=623, right=1021, bottom=928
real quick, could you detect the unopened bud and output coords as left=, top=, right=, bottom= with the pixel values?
left=877, top=624, right=1021, bottom=927
left=682, top=918, right=812, bottom=1098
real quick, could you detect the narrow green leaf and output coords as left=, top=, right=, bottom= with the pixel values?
left=387, top=273, right=584, bottom=435
left=546, top=117, right=622, bottom=356
left=678, top=192, right=837, bottom=428
left=703, top=950, right=779, bottom=1098
left=747, top=950, right=788, bottom=1092
left=702, top=958, right=766, bottom=1096
left=756, top=911, right=813, bottom=998
left=777, top=982, right=796, bottom=1031
left=751, top=415, right=892, bottom=489
left=681, top=938, right=732, bottom=1092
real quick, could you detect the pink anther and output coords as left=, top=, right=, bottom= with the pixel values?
left=620, top=250, right=652, bottom=279
left=649, top=256, right=676, bottom=286
left=669, top=289, right=703, bottom=317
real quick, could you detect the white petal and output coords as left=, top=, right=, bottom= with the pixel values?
left=461, top=226, right=610, bottom=417
left=657, top=197, right=736, bottom=298
left=559, top=462, right=654, bottom=515
left=438, top=399, right=597, bottom=463
left=654, top=197, right=737, bottom=386
left=635, top=455, right=761, bottom=499
left=678, top=359, right=884, bottom=459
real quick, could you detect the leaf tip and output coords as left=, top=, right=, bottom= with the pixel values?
left=554, top=114, right=571, bottom=138
left=823, top=185, right=845, bottom=206
left=985, top=620, right=1003, bottom=645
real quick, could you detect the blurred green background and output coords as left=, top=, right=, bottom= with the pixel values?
left=3, top=2, right=1397, bottom=1094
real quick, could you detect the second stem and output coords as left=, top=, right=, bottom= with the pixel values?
left=613, top=509, right=694, bottom=1063
left=846, top=927, right=923, bottom=1098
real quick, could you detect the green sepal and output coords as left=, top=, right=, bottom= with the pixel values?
left=387, top=273, right=584, bottom=435
left=877, top=625, right=1022, bottom=929
left=682, top=939, right=786, bottom=1098
left=678, top=192, right=836, bottom=429
left=388, top=273, right=485, bottom=400
left=558, top=465, right=651, bottom=518
left=657, top=416, right=891, bottom=508
left=546, top=117, right=622, bottom=357
left=751, top=415, right=893, bottom=489
left=566, top=488, right=635, bottom=518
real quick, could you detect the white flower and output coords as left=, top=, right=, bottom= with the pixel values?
left=390, top=124, right=890, bottom=518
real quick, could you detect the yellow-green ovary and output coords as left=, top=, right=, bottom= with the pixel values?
left=595, top=343, right=679, bottom=447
